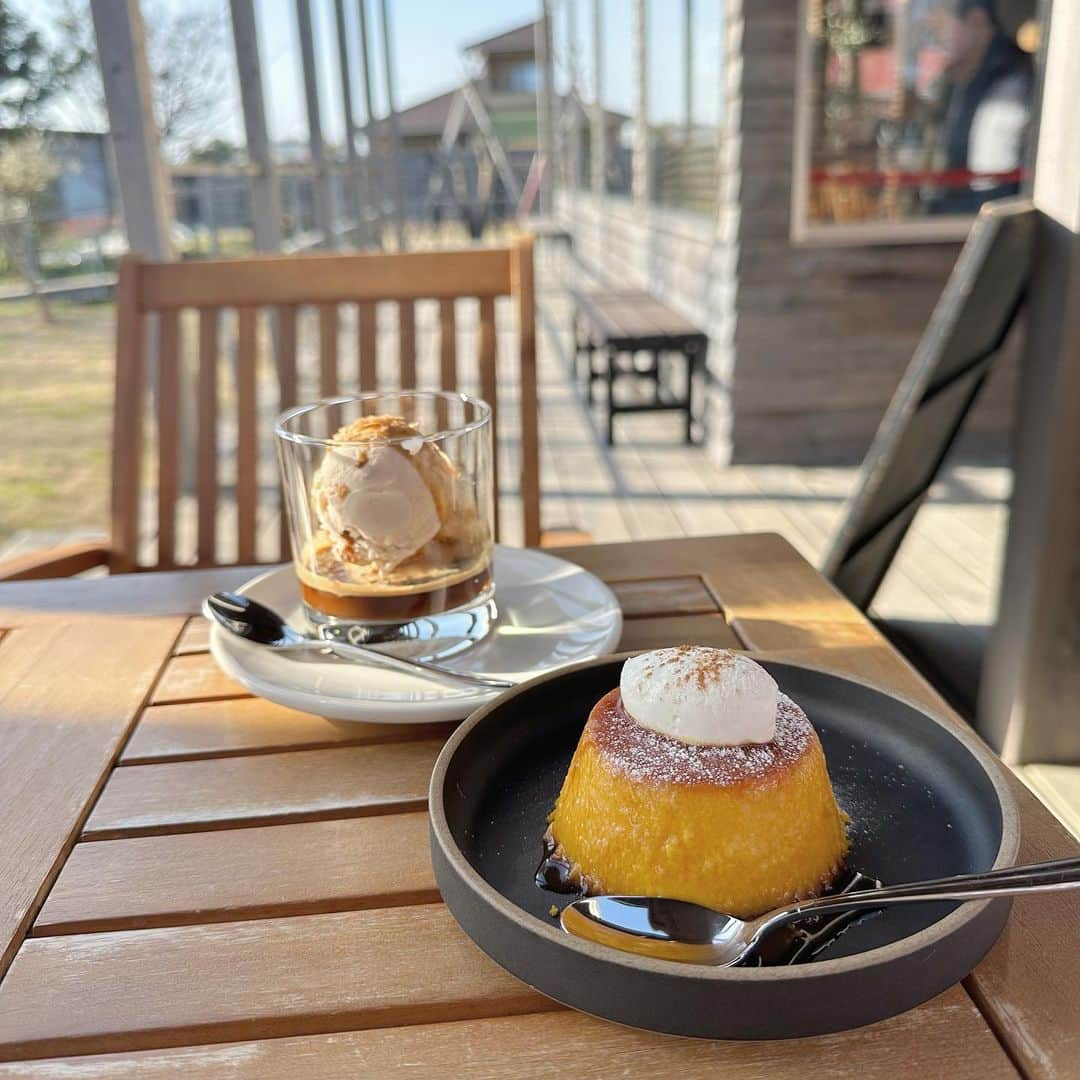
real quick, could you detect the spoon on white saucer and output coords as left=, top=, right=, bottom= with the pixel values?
left=561, top=855, right=1080, bottom=966
left=204, top=591, right=515, bottom=691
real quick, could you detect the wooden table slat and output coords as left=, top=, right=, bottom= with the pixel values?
left=555, top=535, right=881, bottom=653
left=35, top=811, right=436, bottom=936
left=150, top=652, right=248, bottom=705
left=172, top=616, right=210, bottom=655
left=0, top=998, right=1018, bottom=1079
left=0, top=617, right=181, bottom=979
left=84, top=741, right=441, bottom=839
left=617, top=612, right=740, bottom=651
left=609, top=575, right=719, bottom=619
left=0, top=905, right=556, bottom=1062
left=122, top=697, right=455, bottom=763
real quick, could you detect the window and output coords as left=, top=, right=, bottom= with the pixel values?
left=507, top=59, right=539, bottom=94
left=793, top=0, right=1038, bottom=244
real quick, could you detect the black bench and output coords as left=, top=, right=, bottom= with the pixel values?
left=570, top=288, right=708, bottom=445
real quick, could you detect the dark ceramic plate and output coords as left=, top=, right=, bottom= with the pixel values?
left=430, top=654, right=1019, bottom=1039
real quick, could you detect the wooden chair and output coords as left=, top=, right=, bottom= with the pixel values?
left=0, top=237, right=540, bottom=579
left=823, top=199, right=1036, bottom=718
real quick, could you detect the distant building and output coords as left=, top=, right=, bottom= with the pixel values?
left=42, top=131, right=115, bottom=231
left=391, top=20, right=627, bottom=222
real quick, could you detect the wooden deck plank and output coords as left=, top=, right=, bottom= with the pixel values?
left=34, top=811, right=436, bottom=935
left=0, top=617, right=180, bottom=980
left=122, top=697, right=454, bottom=763
left=0, top=906, right=556, bottom=1061
left=83, top=741, right=441, bottom=839
left=0, top=996, right=1018, bottom=1079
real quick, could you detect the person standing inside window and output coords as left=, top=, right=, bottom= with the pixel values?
left=930, top=0, right=1032, bottom=214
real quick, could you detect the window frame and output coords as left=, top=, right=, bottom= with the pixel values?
left=790, top=0, right=986, bottom=247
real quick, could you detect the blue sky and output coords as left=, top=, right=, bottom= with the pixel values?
left=17, top=1, right=722, bottom=146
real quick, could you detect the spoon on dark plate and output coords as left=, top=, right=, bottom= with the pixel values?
left=561, top=855, right=1080, bottom=966
left=204, top=591, right=515, bottom=690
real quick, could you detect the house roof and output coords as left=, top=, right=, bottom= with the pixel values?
left=396, top=86, right=628, bottom=142
left=462, top=20, right=538, bottom=57
left=397, top=90, right=475, bottom=140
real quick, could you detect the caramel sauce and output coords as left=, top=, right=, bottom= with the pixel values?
left=535, top=829, right=585, bottom=895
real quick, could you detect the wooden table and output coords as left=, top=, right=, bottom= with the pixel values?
left=0, top=534, right=1076, bottom=1078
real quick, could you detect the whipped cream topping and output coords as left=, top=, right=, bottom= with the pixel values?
left=312, top=444, right=440, bottom=569
left=619, top=646, right=778, bottom=746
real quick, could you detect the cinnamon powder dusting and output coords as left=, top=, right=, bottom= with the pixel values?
left=587, top=688, right=814, bottom=788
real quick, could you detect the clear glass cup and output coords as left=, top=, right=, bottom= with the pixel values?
left=275, top=392, right=496, bottom=660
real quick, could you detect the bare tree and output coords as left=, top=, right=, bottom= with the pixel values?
left=0, top=0, right=87, bottom=130
left=55, top=0, right=233, bottom=163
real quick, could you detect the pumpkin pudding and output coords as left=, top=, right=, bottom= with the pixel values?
left=548, top=646, right=848, bottom=918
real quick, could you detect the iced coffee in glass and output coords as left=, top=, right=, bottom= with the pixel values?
left=276, top=392, right=495, bottom=657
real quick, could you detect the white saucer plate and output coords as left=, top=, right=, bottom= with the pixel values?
left=209, top=545, right=623, bottom=723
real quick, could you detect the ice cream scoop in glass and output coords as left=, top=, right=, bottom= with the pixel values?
left=275, top=392, right=496, bottom=661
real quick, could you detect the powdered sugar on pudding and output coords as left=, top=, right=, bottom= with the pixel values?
left=587, top=686, right=813, bottom=787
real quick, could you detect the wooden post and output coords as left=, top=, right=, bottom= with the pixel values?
left=355, top=0, right=381, bottom=245
left=684, top=0, right=693, bottom=135
left=977, top=0, right=1080, bottom=764
left=332, top=0, right=362, bottom=235
left=229, top=0, right=282, bottom=252
left=295, top=0, right=335, bottom=246
left=566, top=0, right=582, bottom=189
left=632, top=0, right=650, bottom=204
left=590, top=0, right=604, bottom=195
left=378, top=0, right=406, bottom=249
left=535, top=2, right=555, bottom=215
left=89, top=0, right=173, bottom=260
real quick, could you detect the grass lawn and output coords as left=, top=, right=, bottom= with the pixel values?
left=0, top=299, right=114, bottom=543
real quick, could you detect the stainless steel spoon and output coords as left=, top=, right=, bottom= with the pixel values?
left=204, top=591, right=515, bottom=691
left=561, top=855, right=1080, bottom=966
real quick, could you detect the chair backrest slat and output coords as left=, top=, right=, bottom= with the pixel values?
left=235, top=306, right=259, bottom=565
left=196, top=307, right=219, bottom=566
left=155, top=309, right=181, bottom=569
left=357, top=301, right=377, bottom=391
left=110, top=263, right=145, bottom=573
left=512, top=238, right=541, bottom=548
left=111, top=237, right=539, bottom=570
left=439, top=299, right=457, bottom=389
left=276, top=304, right=298, bottom=560
left=317, top=304, right=338, bottom=398
left=477, top=295, right=499, bottom=542
left=277, top=305, right=299, bottom=410
left=398, top=299, right=416, bottom=389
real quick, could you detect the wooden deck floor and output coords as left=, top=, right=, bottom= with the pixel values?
left=532, top=275, right=1009, bottom=639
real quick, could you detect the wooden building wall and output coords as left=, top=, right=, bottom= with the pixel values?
left=555, top=0, right=1019, bottom=464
